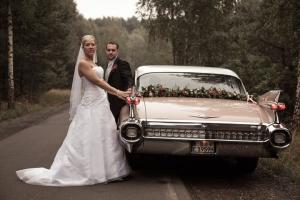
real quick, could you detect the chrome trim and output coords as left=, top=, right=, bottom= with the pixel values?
left=146, top=122, right=207, bottom=128
left=145, top=119, right=262, bottom=126
left=135, top=65, right=241, bottom=80
left=144, top=122, right=263, bottom=132
left=141, top=118, right=271, bottom=127
left=119, top=120, right=143, bottom=143
left=267, top=124, right=292, bottom=149
left=143, top=136, right=268, bottom=143
left=128, top=104, right=134, bottom=119
left=142, top=122, right=268, bottom=143
left=119, top=120, right=144, bottom=153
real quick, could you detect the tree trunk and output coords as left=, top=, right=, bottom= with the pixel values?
left=0, top=64, right=1, bottom=111
left=292, top=48, right=300, bottom=134
left=7, top=0, right=15, bottom=109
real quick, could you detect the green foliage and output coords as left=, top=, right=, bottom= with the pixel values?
left=137, top=0, right=237, bottom=66
left=137, top=0, right=299, bottom=122
left=0, top=101, right=42, bottom=122
left=260, top=133, right=300, bottom=184
left=93, top=17, right=172, bottom=70
left=38, top=89, right=70, bottom=106
left=0, top=89, right=69, bottom=122
left=0, top=2, right=172, bottom=106
left=0, top=0, right=79, bottom=102
left=225, top=0, right=299, bottom=122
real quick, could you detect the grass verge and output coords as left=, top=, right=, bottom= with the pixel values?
left=0, top=89, right=70, bottom=122
left=260, top=132, right=300, bottom=184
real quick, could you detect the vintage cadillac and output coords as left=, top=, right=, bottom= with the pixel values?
left=118, top=65, right=292, bottom=172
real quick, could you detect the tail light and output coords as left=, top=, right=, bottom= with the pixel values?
left=126, top=96, right=132, bottom=104
left=271, top=104, right=278, bottom=110
left=126, top=96, right=140, bottom=105
left=277, top=103, right=286, bottom=110
left=270, top=103, right=286, bottom=111
left=133, top=97, right=140, bottom=105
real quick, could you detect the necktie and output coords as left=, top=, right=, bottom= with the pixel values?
left=105, top=61, right=114, bottom=81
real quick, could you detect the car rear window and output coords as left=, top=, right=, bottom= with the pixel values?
left=137, top=73, right=247, bottom=100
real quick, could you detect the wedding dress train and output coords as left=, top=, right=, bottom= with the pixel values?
left=16, top=66, right=130, bottom=186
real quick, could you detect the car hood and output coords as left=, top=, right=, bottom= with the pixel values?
left=138, top=97, right=272, bottom=124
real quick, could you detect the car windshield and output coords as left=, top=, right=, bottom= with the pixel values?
left=137, top=72, right=247, bottom=100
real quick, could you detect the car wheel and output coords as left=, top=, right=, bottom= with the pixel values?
left=236, top=157, right=258, bottom=174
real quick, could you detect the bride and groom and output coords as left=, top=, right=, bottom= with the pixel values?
left=16, top=35, right=133, bottom=186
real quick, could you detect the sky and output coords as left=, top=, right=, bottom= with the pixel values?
left=74, top=0, right=139, bottom=19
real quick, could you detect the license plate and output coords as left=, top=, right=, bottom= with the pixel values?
left=192, top=141, right=215, bottom=154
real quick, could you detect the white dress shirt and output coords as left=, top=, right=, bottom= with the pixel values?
left=105, top=58, right=117, bottom=81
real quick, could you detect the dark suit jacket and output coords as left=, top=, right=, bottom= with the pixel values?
left=107, top=57, right=133, bottom=123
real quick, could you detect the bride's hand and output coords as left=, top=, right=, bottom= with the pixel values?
left=126, top=88, right=132, bottom=93
left=116, top=90, right=131, bottom=100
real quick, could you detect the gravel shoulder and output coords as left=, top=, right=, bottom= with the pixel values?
left=180, top=157, right=300, bottom=200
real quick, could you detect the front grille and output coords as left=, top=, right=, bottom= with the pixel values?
left=144, top=127, right=268, bottom=142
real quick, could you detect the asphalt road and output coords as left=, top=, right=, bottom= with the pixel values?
left=0, top=110, right=192, bottom=200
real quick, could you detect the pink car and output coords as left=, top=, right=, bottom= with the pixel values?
left=118, top=65, right=292, bottom=173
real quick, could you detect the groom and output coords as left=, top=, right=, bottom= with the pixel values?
left=105, top=41, right=133, bottom=124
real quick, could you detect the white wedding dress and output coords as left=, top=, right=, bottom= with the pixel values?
left=16, top=66, right=130, bottom=186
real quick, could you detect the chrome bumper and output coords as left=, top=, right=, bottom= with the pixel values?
left=120, top=138, right=278, bottom=157
left=118, top=120, right=291, bottom=157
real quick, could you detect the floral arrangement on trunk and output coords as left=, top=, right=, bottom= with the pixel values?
left=140, top=84, right=247, bottom=101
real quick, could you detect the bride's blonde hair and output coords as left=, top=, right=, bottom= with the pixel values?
left=81, top=35, right=96, bottom=46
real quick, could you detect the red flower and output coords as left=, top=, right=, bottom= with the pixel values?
left=111, top=64, right=118, bottom=72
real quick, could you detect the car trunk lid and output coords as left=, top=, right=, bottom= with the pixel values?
left=141, top=97, right=264, bottom=124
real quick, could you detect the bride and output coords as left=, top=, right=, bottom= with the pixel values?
left=16, top=35, right=131, bottom=186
